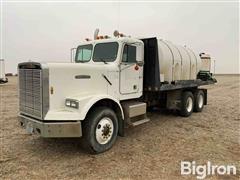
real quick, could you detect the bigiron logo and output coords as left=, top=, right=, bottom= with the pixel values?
left=181, top=161, right=237, bottom=179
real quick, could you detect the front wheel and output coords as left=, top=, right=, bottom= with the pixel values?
left=82, top=107, right=118, bottom=154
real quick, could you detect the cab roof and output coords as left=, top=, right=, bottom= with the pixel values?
left=79, top=37, right=143, bottom=45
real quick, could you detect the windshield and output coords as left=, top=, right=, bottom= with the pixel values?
left=93, top=42, right=119, bottom=62
left=75, top=44, right=93, bottom=62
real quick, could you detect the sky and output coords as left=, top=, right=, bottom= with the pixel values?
left=0, top=1, right=239, bottom=74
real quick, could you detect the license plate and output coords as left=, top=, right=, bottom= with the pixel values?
left=26, top=122, right=34, bottom=134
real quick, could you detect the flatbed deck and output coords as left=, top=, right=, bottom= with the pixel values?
left=159, top=79, right=217, bottom=91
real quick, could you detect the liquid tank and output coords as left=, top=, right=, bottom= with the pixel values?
left=157, top=39, right=202, bottom=82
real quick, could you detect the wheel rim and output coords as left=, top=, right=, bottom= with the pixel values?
left=198, top=94, right=204, bottom=108
left=95, top=117, right=114, bottom=145
left=186, top=97, right=193, bottom=112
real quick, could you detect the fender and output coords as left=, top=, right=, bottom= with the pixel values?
left=69, top=94, right=124, bottom=121
left=44, top=94, right=125, bottom=136
left=44, top=94, right=124, bottom=121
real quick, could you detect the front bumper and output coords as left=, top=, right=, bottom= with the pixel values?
left=18, top=114, right=82, bottom=138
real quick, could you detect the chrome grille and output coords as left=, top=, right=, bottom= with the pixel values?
left=19, top=69, right=42, bottom=119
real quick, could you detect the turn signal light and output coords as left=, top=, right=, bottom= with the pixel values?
left=65, top=99, right=79, bottom=109
left=50, top=86, right=54, bottom=94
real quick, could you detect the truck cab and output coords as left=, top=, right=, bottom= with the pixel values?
left=18, top=36, right=148, bottom=153
left=73, top=37, right=144, bottom=100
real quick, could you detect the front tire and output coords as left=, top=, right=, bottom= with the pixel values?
left=179, top=91, right=194, bottom=117
left=82, top=107, right=118, bottom=154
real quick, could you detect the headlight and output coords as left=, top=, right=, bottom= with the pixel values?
left=65, top=99, right=79, bottom=109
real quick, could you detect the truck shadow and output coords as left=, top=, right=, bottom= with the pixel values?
left=33, top=137, right=88, bottom=155
left=27, top=109, right=182, bottom=156
left=147, top=107, right=179, bottom=116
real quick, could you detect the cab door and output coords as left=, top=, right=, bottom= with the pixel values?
left=120, top=44, right=143, bottom=95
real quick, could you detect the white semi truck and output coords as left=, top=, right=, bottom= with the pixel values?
left=0, top=59, right=8, bottom=84
left=18, top=31, right=216, bottom=153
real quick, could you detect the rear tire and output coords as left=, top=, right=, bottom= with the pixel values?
left=179, top=91, right=194, bottom=117
left=82, top=107, right=118, bottom=154
left=194, top=90, right=204, bottom=112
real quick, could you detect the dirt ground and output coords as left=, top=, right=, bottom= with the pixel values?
left=0, top=75, right=239, bottom=180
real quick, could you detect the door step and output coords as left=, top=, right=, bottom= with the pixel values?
left=121, top=101, right=150, bottom=127
left=131, top=117, right=150, bottom=126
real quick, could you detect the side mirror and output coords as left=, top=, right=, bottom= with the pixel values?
left=136, top=61, right=144, bottom=66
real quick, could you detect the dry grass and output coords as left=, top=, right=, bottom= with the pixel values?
left=0, top=75, right=239, bottom=179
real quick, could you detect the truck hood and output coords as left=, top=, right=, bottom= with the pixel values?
left=46, top=62, right=115, bottom=111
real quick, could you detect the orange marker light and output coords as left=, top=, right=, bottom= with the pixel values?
left=134, top=65, right=139, bottom=71
left=50, top=86, right=54, bottom=94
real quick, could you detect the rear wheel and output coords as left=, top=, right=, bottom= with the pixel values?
left=82, top=107, right=118, bottom=154
left=179, top=91, right=194, bottom=117
left=194, top=90, right=204, bottom=112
